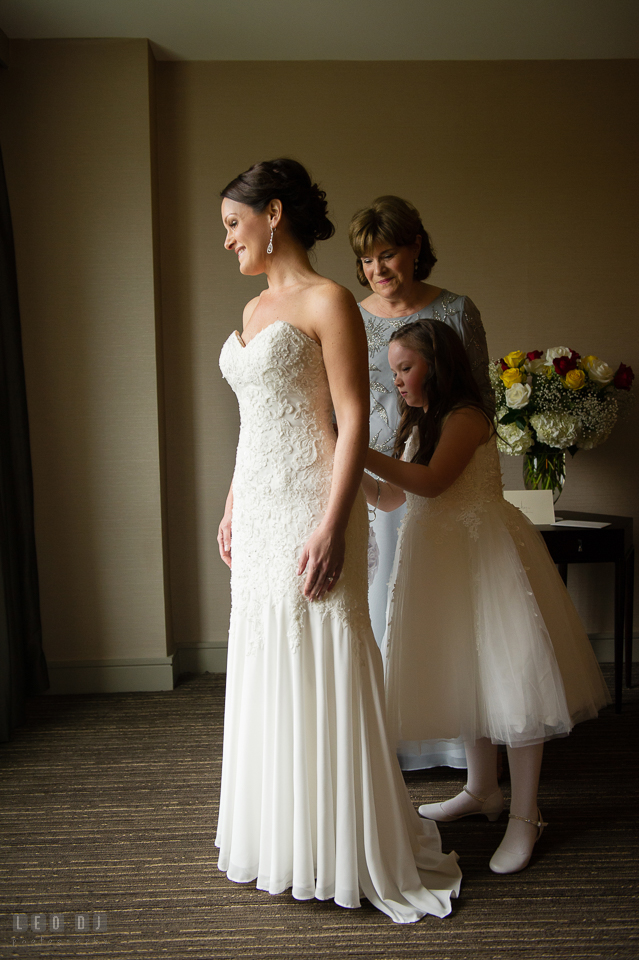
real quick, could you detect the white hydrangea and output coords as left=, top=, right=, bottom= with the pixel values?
left=505, top=382, right=532, bottom=409
left=496, top=419, right=534, bottom=456
left=530, top=411, right=579, bottom=448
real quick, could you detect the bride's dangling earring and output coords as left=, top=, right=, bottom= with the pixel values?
left=267, top=226, right=274, bottom=255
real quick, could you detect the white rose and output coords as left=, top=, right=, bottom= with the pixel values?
left=581, top=355, right=614, bottom=386
left=524, top=358, right=547, bottom=375
left=505, top=382, right=532, bottom=409
left=545, top=346, right=572, bottom=363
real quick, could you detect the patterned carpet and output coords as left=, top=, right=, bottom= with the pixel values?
left=1, top=665, right=637, bottom=959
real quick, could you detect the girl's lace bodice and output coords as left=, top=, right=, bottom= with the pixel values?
left=219, top=321, right=369, bottom=653
left=403, top=430, right=504, bottom=542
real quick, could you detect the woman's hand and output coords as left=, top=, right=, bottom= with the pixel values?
left=217, top=484, right=234, bottom=568
left=217, top=513, right=232, bottom=568
left=297, top=521, right=345, bottom=602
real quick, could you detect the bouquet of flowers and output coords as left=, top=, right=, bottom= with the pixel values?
left=490, top=346, right=634, bottom=499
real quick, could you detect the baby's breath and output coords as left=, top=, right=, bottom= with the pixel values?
left=491, top=349, right=633, bottom=454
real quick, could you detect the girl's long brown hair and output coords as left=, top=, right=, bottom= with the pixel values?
left=391, top=319, right=492, bottom=465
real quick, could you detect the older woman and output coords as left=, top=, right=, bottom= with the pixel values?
left=349, top=195, right=492, bottom=771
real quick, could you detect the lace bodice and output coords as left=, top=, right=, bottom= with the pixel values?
left=403, top=430, right=504, bottom=541
left=219, top=321, right=369, bottom=653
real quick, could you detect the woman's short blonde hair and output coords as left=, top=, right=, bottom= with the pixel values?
left=348, top=195, right=437, bottom=287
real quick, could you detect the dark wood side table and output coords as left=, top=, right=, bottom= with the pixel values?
left=535, top=511, right=634, bottom=713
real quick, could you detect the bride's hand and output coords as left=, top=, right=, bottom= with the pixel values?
left=297, top=522, right=345, bottom=602
left=217, top=513, right=232, bottom=569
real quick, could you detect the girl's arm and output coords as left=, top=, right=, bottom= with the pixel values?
left=362, top=470, right=406, bottom=512
left=366, top=408, right=490, bottom=499
left=297, top=285, right=369, bottom=601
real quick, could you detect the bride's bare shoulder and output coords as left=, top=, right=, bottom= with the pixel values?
left=307, top=277, right=358, bottom=314
left=305, top=279, right=365, bottom=351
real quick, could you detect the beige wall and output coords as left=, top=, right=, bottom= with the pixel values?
left=1, top=39, right=169, bottom=674
left=0, top=51, right=637, bottom=687
left=156, top=60, right=638, bottom=651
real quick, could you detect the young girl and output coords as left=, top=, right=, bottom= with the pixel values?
left=362, top=319, right=610, bottom=874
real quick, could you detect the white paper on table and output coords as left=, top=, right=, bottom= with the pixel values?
left=551, top=519, right=610, bottom=528
left=503, top=490, right=555, bottom=525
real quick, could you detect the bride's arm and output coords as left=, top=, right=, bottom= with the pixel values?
left=297, top=285, right=369, bottom=601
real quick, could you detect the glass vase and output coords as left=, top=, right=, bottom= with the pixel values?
left=523, top=445, right=566, bottom=503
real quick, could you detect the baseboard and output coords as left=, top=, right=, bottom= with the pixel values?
left=172, top=633, right=637, bottom=675
left=172, top=641, right=228, bottom=679
left=42, top=631, right=637, bottom=695
left=589, top=633, right=638, bottom=664
left=46, top=656, right=175, bottom=694
left=44, top=644, right=228, bottom=695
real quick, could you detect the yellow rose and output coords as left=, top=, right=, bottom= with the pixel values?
left=502, top=350, right=526, bottom=368
left=501, top=367, right=525, bottom=388
left=565, top=369, right=586, bottom=390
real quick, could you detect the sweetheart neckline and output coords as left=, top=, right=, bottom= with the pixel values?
left=233, top=319, right=321, bottom=351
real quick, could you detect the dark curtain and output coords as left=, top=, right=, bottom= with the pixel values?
left=0, top=140, right=48, bottom=741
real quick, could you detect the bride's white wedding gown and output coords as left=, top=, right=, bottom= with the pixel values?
left=217, top=320, right=461, bottom=923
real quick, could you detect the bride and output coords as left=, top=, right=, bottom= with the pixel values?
left=215, top=157, right=462, bottom=923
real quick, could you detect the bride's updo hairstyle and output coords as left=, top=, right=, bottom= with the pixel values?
left=349, top=196, right=437, bottom=286
left=390, top=319, right=491, bottom=466
left=220, top=158, right=335, bottom=250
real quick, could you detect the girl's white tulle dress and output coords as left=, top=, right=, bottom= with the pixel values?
left=382, top=430, right=610, bottom=759
left=217, top=321, right=462, bottom=924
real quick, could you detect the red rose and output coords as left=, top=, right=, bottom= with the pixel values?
left=613, top=363, right=635, bottom=390
left=527, top=350, right=543, bottom=361
left=553, top=354, right=579, bottom=376
left=499, top=358, right=508, bottom=371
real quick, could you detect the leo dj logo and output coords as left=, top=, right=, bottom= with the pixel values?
left=12, top=912, right=107, bottom=934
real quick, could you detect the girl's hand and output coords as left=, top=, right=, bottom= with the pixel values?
left=217, top=513, right=232, bottom=568
left=297, top=522, right=345, bottom=602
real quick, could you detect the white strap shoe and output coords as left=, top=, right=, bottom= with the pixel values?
left=418, top=786, right=504, bottom=823
left=489, top=808, right=548, bottom=874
